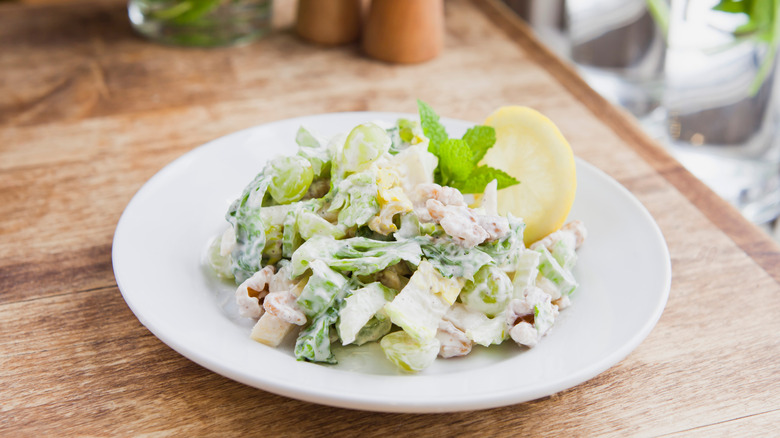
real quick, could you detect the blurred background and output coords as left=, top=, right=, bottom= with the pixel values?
left=3, top=0, right=778, bottom=240
left=504, top=0, right=780, bottom=241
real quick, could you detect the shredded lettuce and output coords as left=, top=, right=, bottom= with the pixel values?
left=291, top=236, right=422, bottom=278
left=328, top=170, right=380, bottom=228
left=226, top=172, right=272, bottom=282
left=416, top=236, right=493, bottom=280
left=383, top=261, right=463, bottom=341
left=337, top=282, right=396, bottom=345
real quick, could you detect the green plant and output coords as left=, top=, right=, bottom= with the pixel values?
left=646, top=0, right=779, bottom=95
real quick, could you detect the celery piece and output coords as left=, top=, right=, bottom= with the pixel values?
left=459, top=265, right=513, bottom=317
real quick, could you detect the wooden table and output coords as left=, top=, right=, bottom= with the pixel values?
left=2, top=0, right=778, bottom=435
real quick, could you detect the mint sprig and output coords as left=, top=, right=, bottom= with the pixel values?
left=438, top=139, right=473, bottom=184
left=457, top=166, right=519, bottom=194
left=417, top=100, right=449, bottom=156
left=462, top=125, right=496, bottom=164
left=417, top=100, right=519, bottom=194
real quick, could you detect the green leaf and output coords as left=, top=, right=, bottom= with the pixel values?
left=462, top=125, right=496, bottom=164
left=328, top=170, right=380, bottom=227
left=294, top=306, right=339, bottom=364
left=454, top=165, right=519, bottom=194
left=438, top=139, right=474, bottom=186
left=296, top=260, right=349, bottom=318
left=417, top=236, right=494, bottom=280
left=226, top=171, right=272, bottom=282
left=416, top=101, right=520, bottom=193
left=296, top=126, right=322, bottom=148
left=290, top=235, right=422, bottom=278
left=417, top=100, right=448, bottom=156
left=712, top=0, right=748, bottom=14
left=171, top=0, right=223, bottom=25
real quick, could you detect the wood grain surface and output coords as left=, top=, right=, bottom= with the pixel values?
left=1, top=0, right=778, bottom=436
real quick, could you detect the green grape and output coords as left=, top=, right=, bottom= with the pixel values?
left=268, top=156, right=314, bottom=205
left=380, top=330, right=440, bottom=372
left=460, top=265, right=512, bottom=317
left=340, top=123, right=391, bottom=175
left=205, top=234, right=233, bottom=279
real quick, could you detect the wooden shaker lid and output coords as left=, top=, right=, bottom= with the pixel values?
left=296, top=0, right=362, bottom=46
left=362, top=0, right=444, bottom=64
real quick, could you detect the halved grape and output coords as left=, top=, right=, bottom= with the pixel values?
left=380, top=330, right=440, bottom=372
left=340, top=123, right=391, bottom=175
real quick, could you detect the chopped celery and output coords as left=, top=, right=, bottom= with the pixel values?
left=478, top=214, right=526, bottom=271
left=459, top=265, right=512, bottom=317
left=387, top=118, right=428, bottom=155
left=524, top=286, right=556, bottom=336
left=511, top=249, right=541, bottom=298
left=444, top=303, right=507, bottom=346
left=337, top=282, right=396, bottom=345
left=297, top=211, right=346, bottom=240
left=550, top=231, right=578, bottom=271
left=536, top=246, right=578, bottom=296
left=291, top=236, right=422, bottom=278
left=383, top=261, right=462, bottom=341
left=417, top=236, right=493, bottom=280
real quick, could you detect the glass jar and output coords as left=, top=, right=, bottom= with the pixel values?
left=128, top=0, right=273, bottom=47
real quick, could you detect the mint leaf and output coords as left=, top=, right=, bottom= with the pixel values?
left=417, top=100, right=448, bottom=156
left=416, top=101, right=519, bottom=193
left=439, top=139, right=474, bottom=186
left=454, top=166, right=519, bottom=194
left=462, top=125, right=496, bottom=164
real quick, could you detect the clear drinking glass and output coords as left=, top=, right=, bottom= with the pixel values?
left=662, top=0, right=780, bottom=224
left=567, top=0, right=668, bottom=118
left=128, top=0, right=273, bottom=47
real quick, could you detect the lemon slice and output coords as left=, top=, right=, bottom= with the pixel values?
left=482, top=106, right=576, bottom=245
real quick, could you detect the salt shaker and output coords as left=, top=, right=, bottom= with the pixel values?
left=295, top=0, right=362, bottom=46
left=362, top=0, right=444, bottom=64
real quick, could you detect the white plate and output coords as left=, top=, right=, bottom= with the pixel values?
left=113, top=112, right=671, bottom=413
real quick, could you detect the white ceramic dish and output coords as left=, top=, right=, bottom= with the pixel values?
left=112, top=112, right=671, bottom=413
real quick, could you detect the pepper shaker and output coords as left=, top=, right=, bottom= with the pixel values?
left=296, top=0, right=362, bottom=46
left=362, top=0, right=444, bottom=64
